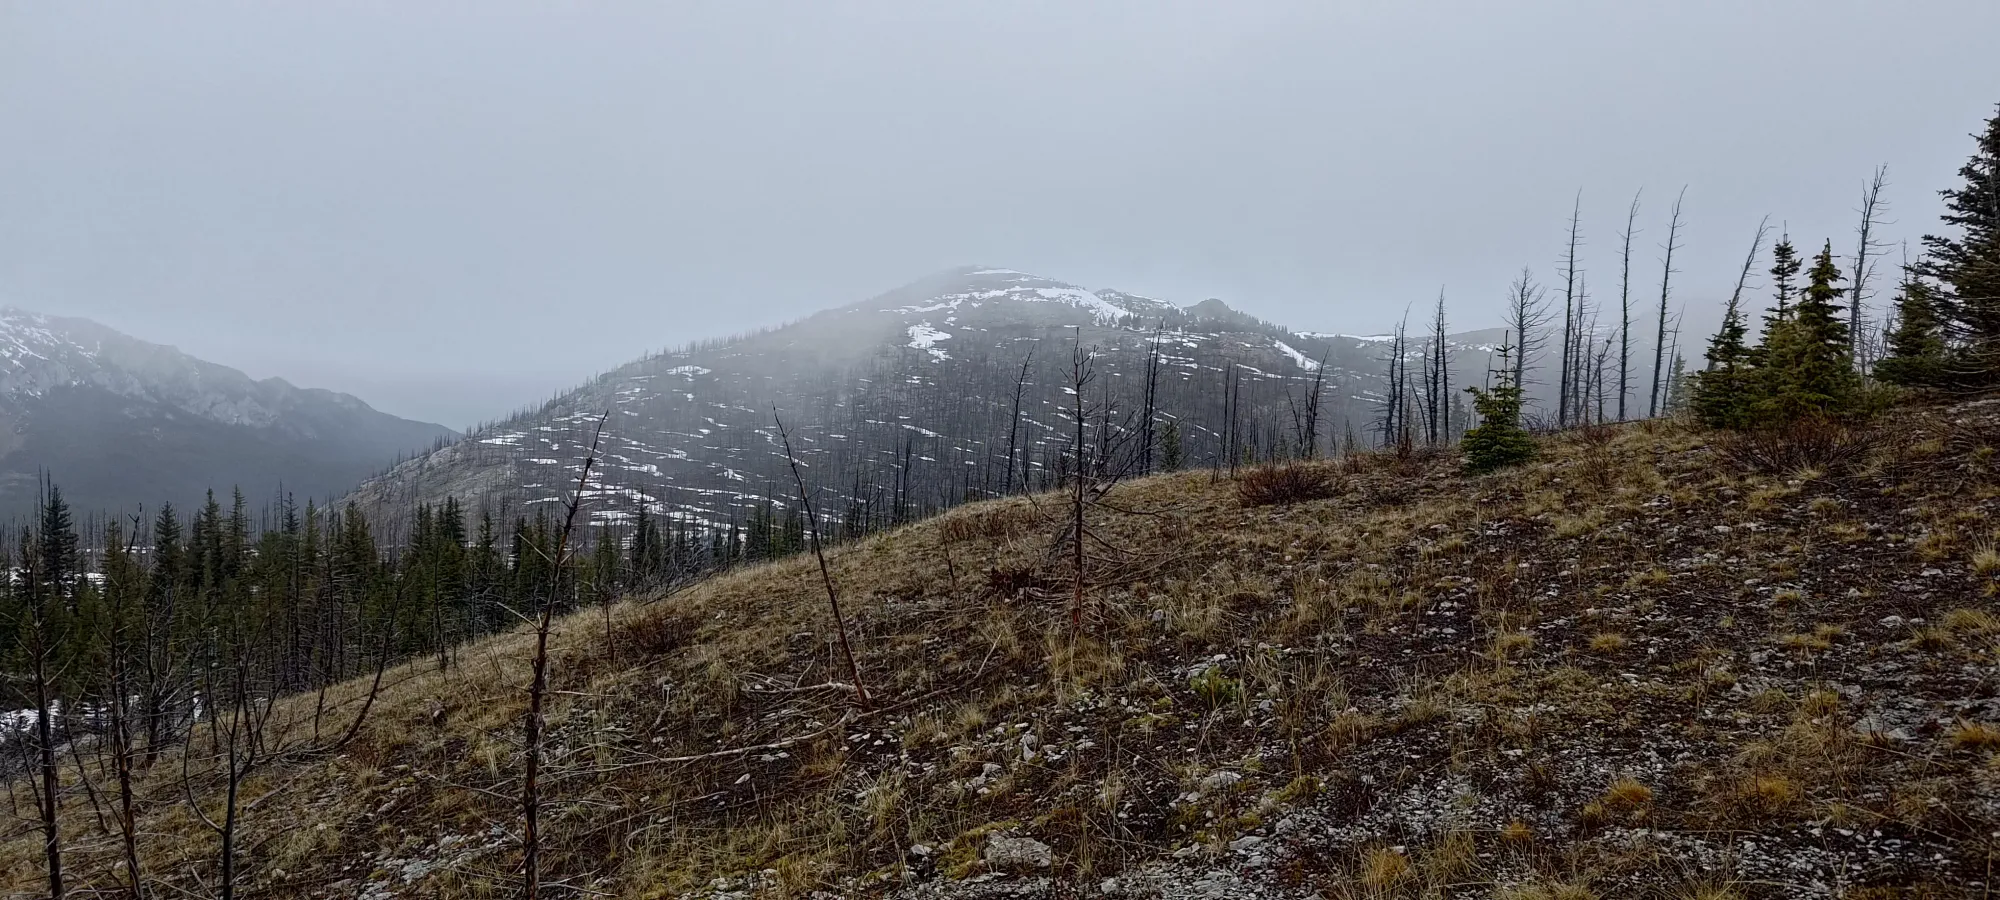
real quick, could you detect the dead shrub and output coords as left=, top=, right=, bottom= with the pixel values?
left=1575, top=422, right=1619, bottom=489
left=1236, top=463, right=1339, bottom=507
left=1718, top=419, right=1873, bottom=475
left=984, top=563, right=1049, bottom=599
left=620, top=609, right=699, bottom=657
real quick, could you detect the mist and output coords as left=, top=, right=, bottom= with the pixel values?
left=3, top=1, right=1996, bottom=427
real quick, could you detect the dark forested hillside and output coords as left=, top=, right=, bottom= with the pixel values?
left=346, top=267, right=1519, bottom=536
left=0, top=309, right=456, bottom=517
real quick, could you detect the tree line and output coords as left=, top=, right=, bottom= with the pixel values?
left=1687, top=106, right=2000, bottom=427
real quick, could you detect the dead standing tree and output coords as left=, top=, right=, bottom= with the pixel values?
left=1850, top=165, right=1891, bottom=372
left=1650, top=187, right=1687, bottom=418
left=1140, top=323, right=1165, bottom=473
left=1558, top=191, right=1584, bottom=428
left=1287, top=346, right=1331, bottom=458
left=1003, top=345, right=1035, bottom=496
left=1617, top=190, right=1642, bottom=421
left=1427, top=290, right=1450, bottom=444
left=1504, top=269, right=1552, bottom=415
left=1721, top=216, right=1774, bottom=372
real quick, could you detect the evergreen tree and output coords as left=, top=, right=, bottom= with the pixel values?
left=745, top=502, right=776, bottom=561
left=37, top=484, right=77, bottom=602
left=1918, top=104, right=2000, bottom=383
left=1692, top=291, right=1758, bottom=429
left=1759, top=241, right=1859, bottom=420
left=629, top=503, right=657, bottom=584
left=1768, top=237, right=1802, bottom=325
left=1663, top=352, right=1691, bottom=415
left=591, top=528, right=621, bottom=603
left=1160, top=418, right=1183, bottom=472
left=1876, top=272, right=1951, bottom=388
left=1461, top=345, right=1536, bottom=473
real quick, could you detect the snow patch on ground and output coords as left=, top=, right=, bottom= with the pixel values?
left=1272, top=340, right=1322, bottom=371
left=906, top=324, right=952, bottom=361
left=1029, top=287, right=1128, bottom=324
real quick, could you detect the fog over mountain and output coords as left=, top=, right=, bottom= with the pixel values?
left=5, top=2, right=1997, bottom=426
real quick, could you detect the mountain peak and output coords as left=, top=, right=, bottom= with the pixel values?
left=1186, top=297, right=1238, bottom=318
left=347, top=267, right=1531, bottom=536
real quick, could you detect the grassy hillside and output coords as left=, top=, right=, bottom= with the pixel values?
left=9, top=400, right=2000, bottom=899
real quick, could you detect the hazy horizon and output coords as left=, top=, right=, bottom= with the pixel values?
left=5, top=2, right=1998, bottom=427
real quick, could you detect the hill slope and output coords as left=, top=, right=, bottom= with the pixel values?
left=346, top=266, right=1514, bottom=534
left=13, top=399, right=2000, bottom=898
left=0, top=308, right=456, bottom=516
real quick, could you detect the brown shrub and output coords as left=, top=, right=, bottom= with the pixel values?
left=619, top=608, right=699, bottom=657
left=1575, top=422, right=1620, bottom=489
left=1718, top=419, right=1873, bottom=475
left=984, top=563, right=1049, bottom=599
left=1236, top=463, right=1339, bottom=507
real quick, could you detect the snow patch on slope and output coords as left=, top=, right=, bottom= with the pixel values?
left=886, top=279, right=1131, bottom=325
left=1272, top=339, right=1322, bottom=372
left=907, top=324, right=952, bottom=361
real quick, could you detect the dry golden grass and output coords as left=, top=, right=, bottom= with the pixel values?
left=1971, top=541, right=2000, bottom=576
left=1947, top=720, right=2000, bottom=752
left=1943, top=607, right=2000, bottom=636
left=11, top=408, right=2000, bottom=897
left=1358, top=846, right=1412, bottom=891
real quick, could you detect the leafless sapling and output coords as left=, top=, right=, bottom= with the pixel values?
left=773, top=411, right=870, bottom=708
left=521, top=410, right=609, bottom=900
left=18, top=529, right=65, bottom=900
left=1068, top=339, right=1094, bottom=631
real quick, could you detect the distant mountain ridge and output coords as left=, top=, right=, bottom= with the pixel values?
left=346, top=267, right=1522, bottom=536
left=0, top=307, right=456, bottom=517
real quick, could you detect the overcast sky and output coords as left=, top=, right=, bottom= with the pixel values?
left=3, top=2, right=1996, bottom=428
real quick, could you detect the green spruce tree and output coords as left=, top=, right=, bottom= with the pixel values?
left=1691, top=290, right=1758, bottom=428
left=1160, top=418, right=1183, bottom=472
left=1759, top=241, right=1858, bottom=420
left=1461, top=344, right=1536, bottom=473
left=1918, top=104, right=2000, bottom=384
left=1875, top=271, right=1951, bottom=388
